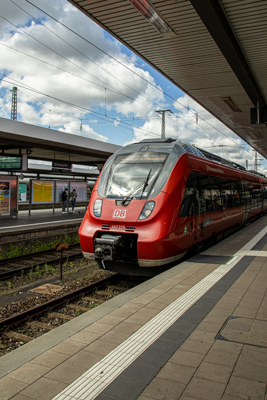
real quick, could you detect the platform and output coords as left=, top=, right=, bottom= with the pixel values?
left=0, top=207, right=85, bottom=233
left=0, top=216, right=267, bottom=400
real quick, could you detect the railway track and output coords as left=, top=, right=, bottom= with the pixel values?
left=0, top=243, right=82, bottom=280
left=0, top=274, right=146, bottom=355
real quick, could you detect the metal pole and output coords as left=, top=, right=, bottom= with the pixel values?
left=254, top=151, right=258, bottom=172
left=29, top=179, right=32, bottom=216
left=155, top=109, right=172, bottom=138
left=11, top=87, right=18, bottom=121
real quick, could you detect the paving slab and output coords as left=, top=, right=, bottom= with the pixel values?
left=141, top=377, right=186, bottom=400
left=1, top=216, right=267, bottom=400
left=224, top=376, right=266, bottom=400
left=20, top=377, right=68, bottom=400
left=0, top=376, right=28, bottom=400
left=182, top=377, right=226, bottom=400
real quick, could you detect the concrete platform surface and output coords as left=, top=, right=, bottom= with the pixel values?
left=0, top=207, right=85, bottom=232
left=0, top=216, right=267, bottom=400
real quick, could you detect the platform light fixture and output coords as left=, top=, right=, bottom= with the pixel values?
left=129, top=0, right=176, bottom=37
left=222, top=97, right=241, bottom=112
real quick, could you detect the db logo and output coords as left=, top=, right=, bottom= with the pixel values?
left=113, top=209, right=127, bottom=219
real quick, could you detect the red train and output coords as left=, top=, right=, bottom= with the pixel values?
left=79, top=138, right=267, bottom=276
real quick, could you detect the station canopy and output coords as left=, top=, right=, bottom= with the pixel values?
left=0, top=117, right=121, bottom=176
left=67, top=0, right=267, bottom=159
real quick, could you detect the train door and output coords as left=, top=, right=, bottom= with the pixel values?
left=179, top=173, right=200, bottom=243
left=196, top=174, right=209, bottom=241
left=189, top=174, right=202, bottom=243
left=193, top=188, right=201, bottom=241
left=242, top=182, right=248, bottom=224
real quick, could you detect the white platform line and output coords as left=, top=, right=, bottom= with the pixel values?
left=52, top=225, right=267, bottom=400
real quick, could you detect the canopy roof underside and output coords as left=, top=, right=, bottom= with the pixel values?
left=67, top=0, right=267, bottom=159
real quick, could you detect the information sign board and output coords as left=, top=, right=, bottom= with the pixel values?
left=0, top=156, right=21, bottom=170
left=0, top=155, right=27, bottom=171
left=52, top=160, right=72, bottom=173
left=19, top=183, right=27, bottom=202
left=56, top=181, right=69, bottom=203
left=31, top=180, right=54, bottom=204
left=70, top=182, right=87, bottom=202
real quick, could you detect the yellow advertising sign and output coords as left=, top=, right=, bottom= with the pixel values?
left=33, top=181, right=53, bottom=203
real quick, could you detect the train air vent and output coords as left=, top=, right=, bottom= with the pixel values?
left=178, top=142, right=207, bottom=158
left=138, top=138, right=176, bottom=143
left=101, top=223, right=110, bottom=230
left=126, top=225, right=136, bottom=232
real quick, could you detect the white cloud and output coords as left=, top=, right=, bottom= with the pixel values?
left=125, top=93, right=263, bottom=173
left=0, top=0, right=265, bottom=174
left=0, top=0, right=165, bottom=141
left=58, top=121, right=108, bottom=142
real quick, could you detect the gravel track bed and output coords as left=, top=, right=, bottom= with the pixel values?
left=0, top=258, right=117, bottom=355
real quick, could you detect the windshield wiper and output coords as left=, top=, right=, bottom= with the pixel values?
left=140, top=169, right=152, bottom=200
left=121, top=169, right=152, bottom=205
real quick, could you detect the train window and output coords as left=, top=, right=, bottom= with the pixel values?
left=198, top=175, right=212, bottom=213
left=232, top=180, right=243, bottom=206
left=244, top=182, right=252, bottom=210
left=179, top=173, right=199, bottom=217
left=244, top=183, right=262, bottom=209
left=209, top=176, right=222, bottom=211
left=251, top=186, right=262, bottom=208
left=263, top=186, right=267, bottom=206
left=221, top=178, right=233, bottom=208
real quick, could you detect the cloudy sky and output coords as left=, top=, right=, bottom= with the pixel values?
left=1, top=0, right=266, bottom=173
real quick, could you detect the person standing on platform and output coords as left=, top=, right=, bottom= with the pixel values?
left=70, top=188, right=77, bottom=213
left=62, top=188, right=68, bottom=213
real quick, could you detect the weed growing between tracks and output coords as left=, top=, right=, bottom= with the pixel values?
left=0, top=258, right=96, bottom=293
left=0, top=268, right=115, bottom=354
left=0, top=234, right=80, bottom=259
left=0, top=267, right=113, bottom=320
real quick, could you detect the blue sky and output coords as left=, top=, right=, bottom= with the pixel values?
left=0, top=0, right=266, bottom=174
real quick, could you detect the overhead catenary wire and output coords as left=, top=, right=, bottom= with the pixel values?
left=10, top=0, right=164, bottom=112
left=1, top=2, right=247, bottom=147
left=2, top=71, right=256, bottom=162
left=23, top=0, right=247, bottom=136
left=0, top=73, right=162, bottom=138
left=1, top=69, right=257, bottom=159
left=4, top=74, right=266, bottom=171
left=0, top=15, right=160, bottom=113
left=2, top=1, right=264, bottom=165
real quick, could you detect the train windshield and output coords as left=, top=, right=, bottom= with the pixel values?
left=104, top=152, right=168, bottom=199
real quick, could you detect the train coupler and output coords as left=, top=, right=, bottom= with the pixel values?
left=94, top=234, right=122, bottom=261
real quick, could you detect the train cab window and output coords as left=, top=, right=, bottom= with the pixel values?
left=179, top=173, right=199, bottom=217
left=103, top=152, right=168, bottom=200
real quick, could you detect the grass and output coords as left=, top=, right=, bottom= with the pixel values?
left=0, top=258, right=94, bottom=292
left=0, top=234, right=80, bottom=259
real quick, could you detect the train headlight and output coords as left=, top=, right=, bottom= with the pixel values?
left=93, top=199, right=103, bottom=217
left=138, top=201, right=155, bottom=220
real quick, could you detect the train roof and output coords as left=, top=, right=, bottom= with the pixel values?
left=119, top=138, right=266, bottom=179
left=135, top=138, right=265, bottom=176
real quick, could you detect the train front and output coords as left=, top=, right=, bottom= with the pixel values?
left=79, top=140, right=185, bottom=276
